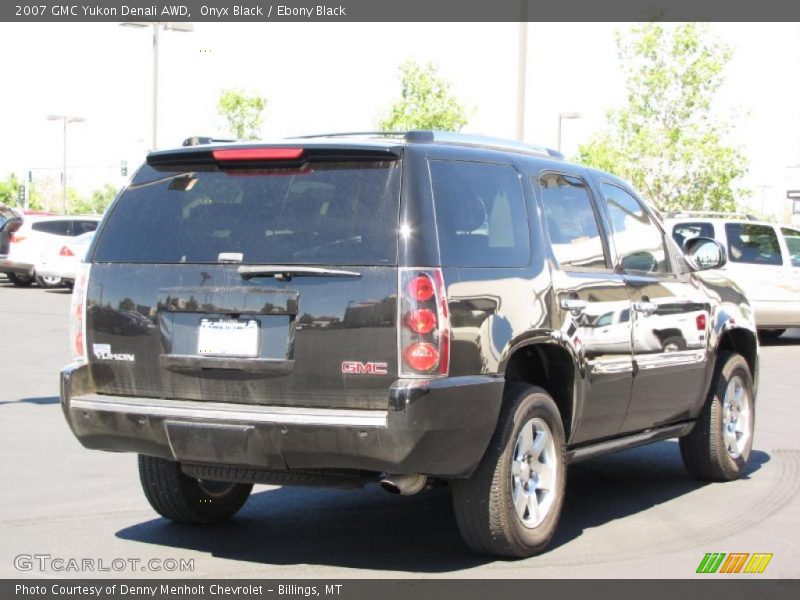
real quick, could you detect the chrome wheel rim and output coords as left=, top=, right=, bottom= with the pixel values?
left=197, top=479, right=236, bottom=497
left=511, top=417, right=558, bottom=528
left=722, top=375, right=751, bottom=459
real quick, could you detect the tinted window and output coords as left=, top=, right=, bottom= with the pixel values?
left=430, top=161, right=529, bottom=267
left=32, top=220, right=71, bottom=236
left=672, top=221, right=715, bottom=249
left=601, top=183, right=669, bottom=273
left=725, top=223, right=782, bottom=266
left=74, top=220, right=98, bottom=235
left=93, top=161, right=400, bottom=265
left=539, top=173, right=607, bottom=270
left=781, top=227, right=800, bottom=267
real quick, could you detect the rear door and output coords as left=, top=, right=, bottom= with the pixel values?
left=87, top=148, right=402, bottom=410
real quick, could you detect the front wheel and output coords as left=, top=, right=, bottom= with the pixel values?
left=679, top=351, right=755, bottom=481
left=138, top=455, right=253, bottom=523
left=450, top=384, right=566, bottom=558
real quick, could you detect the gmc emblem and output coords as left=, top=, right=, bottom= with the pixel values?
left=341, top=361, right=388, bottom=375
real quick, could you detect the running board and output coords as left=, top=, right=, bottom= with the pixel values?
left=567, top=422, right=694, bottom=463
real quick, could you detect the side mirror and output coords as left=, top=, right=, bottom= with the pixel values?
left=683, top=236, right=727, bottom=270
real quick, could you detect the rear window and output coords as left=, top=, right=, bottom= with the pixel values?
left=781, top=227, right=800, bottom=267
left=430, top=160, right=530, bottom=268
left=93, top=161, right=401, bottom=265
left=725, top=223, right=782, bottom=266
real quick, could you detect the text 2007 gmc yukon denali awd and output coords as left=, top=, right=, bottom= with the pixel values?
left=61, top=131, right=758, bottom=557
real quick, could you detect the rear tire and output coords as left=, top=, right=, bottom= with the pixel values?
left=36, top=274, right=63, bottom=288
left=450, top=384, right=566, bottom=558
left=138, top=455, right=253, bottom=523
left=679, top=352, right=754, bottom=481
left=7, top=273, right=33, bottom=287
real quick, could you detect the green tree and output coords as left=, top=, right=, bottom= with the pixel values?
left=68, top=184, right=118, bottom=215
left=378, top=60, right=471, bottom=132
left=0, top=174, right=21, bottom=207
left=578, top=23, right=749, bottom=212
left=217, top=89, right=267, bottom=140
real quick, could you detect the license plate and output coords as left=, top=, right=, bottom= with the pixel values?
left=197, top=318, right=260, bottom=357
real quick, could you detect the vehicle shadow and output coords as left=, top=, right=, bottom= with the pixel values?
left=115, top=441, right=770, bottom=572
left=759, top=328, right=800, bottom=346
left=0, top=395, right=60, bottom=406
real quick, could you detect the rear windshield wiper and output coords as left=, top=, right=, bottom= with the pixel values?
left=238, top=265, right=362, bottom=281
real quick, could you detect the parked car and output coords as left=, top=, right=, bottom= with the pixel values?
left=61, top=132, right=758, bottom=558
left=35, top=231, right=95, bottom=286
left=0, top=204, right=22, bottom=264
left=0, top=215, right=100, bottom=287
left=667, top=212, right=800, bottom=338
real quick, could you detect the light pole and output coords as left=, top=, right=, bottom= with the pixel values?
left=120, top=22, right=194, bottom=151
left=515, top=21, right=528, bottom=141
left=47, top=114, right=85, bottom=214
left=557, top=112, right=581, bottom=153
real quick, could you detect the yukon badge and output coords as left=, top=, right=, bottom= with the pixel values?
left=92, top=343, right=136, bottom=363
left=341, top=361, right=388, bottom=375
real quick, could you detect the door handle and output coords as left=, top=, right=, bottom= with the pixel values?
left=560, top=297, right=587, bottom=314
left=632, top=300, right=658, bottom=314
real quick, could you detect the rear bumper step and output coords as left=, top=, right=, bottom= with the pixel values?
left=61, top=363, right=504, bottom=478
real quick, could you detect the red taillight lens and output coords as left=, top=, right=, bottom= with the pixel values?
left=696, top=314, right=707, bottom=331
left=59, top=246, right=75, bottom=257
left=70, top=264, right=90, bottom=363
left=212, top=147, right=304, bottom=161
left=10, top=233, right=24, bottom=243
left=399, top=268, right=450, bottom=377
left=403, top=343, right=440, bottom=372
left=406, top=308, right=437, bottom=334
left=408, top=275, right=435, bottom=302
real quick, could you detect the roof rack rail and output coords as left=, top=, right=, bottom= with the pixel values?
left=403, top=130, right=562, bottom=159
left=665, top=210, right=759, bottom=221
left=182, top=136, right=237, bottom=147
left=287, top=130, right=564, bottom=159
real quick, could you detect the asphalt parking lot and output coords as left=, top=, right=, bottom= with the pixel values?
left=1, top=278, right=799, bottom=579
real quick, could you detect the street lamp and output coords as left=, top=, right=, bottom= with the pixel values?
left=119, top=22, right=194, bottom=151
left=557, top=112, right=581, bottom=152
left=47, top=114, right=86, bottom=214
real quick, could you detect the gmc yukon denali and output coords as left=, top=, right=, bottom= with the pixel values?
left=61, top=131, right=758, bottom=557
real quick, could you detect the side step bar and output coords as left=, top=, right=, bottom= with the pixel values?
left=567, top=422, right=694, bottom=463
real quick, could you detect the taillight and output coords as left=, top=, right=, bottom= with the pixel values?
left=10, top=233, right=24, bottom=243
left=59, top=246, right=74, bottom=257
left=399, top=268, right=450, bottom=377
left=212, top=147, right=304, bottom=161
left=696, top=313, right=707, bottom=331
left=70, top=263, right=91, bottom=363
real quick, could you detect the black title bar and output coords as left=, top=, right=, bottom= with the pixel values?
left=3, top=0, right=800, bottom=22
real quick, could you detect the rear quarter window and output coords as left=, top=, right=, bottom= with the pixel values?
left=430, top=160, right=530, bottom=268
left=32, top=220, right=71, bottom=236
left=92, top=161, right=401, bottom=266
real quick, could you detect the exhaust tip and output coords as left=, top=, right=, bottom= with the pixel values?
left=378, top=473, right=427, bottom=496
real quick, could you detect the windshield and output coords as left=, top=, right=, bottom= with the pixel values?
left=92, top=161, right=401, bottom=266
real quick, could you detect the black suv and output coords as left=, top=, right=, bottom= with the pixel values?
left=61, top=132, right=758, bottom=557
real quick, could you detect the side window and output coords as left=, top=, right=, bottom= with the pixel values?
left=430, top=160, right=530, bottom=267
left=781, top=227, right=800, bottom=267
left=538, top=173, right=607, bottom=270
left=31, top=220, right=71, bottom=236
left=73, top=220, right=98, bottom=235
left=600, top=183, right=669, bottom=274
left=725, top=223, right=783, bottom=266
left=671, top=221, right=715, bottom=250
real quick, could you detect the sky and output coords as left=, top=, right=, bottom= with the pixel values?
left=0, top=21, right=798, bottom=219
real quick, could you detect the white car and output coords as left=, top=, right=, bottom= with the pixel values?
left=35, top=231, right=95, bottom=285
left=666, top=212, right=800, bottom=338
left=0, top=215, right=100, bottom=287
